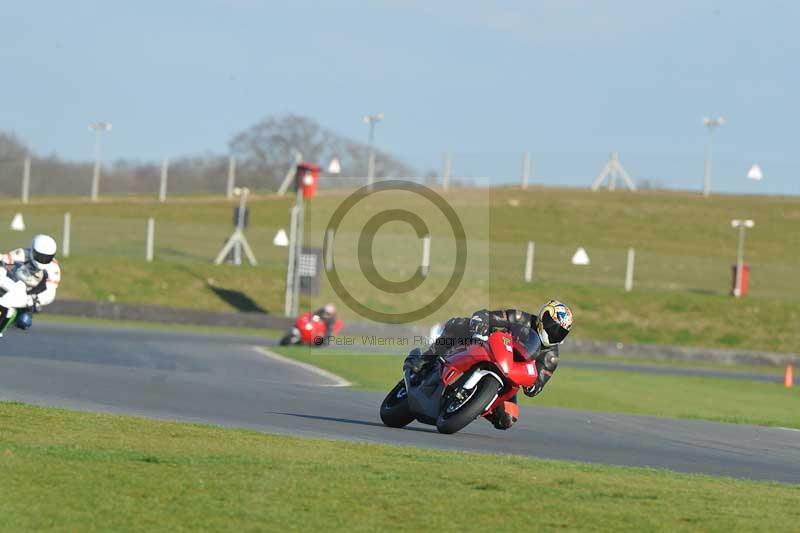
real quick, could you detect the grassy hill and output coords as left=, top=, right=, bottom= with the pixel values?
left=0, top=186, right=797, bottom=353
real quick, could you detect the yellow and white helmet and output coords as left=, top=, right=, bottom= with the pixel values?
left=537, top=299, right=573, bottom=347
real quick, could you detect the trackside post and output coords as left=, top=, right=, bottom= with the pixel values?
left=146, top=218, right=155, bottom=262
left=625, top=248, right=635, bottom=291
left=524, top=241, right=535, bottom=282
left=22, top=157, right=31, bottom=204
left=226, top=156, right=236, bottom=199
left=422, top=235, right=431, bottom=276
left=159, top=159, right=168, bottom=202
left=62, top=213, right=71, bottom=258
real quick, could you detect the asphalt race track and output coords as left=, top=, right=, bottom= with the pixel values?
left=1, top=322, right=798, bottom=483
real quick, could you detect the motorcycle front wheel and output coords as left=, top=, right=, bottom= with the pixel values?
left=279, top=334, right=293, bottom=346
left=379, top=380, right=415, bottom=428
left=436, top=376, right=500, bottom=434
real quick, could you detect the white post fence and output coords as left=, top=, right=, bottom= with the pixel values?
left=524, top=241, right=535, bottom=282
left=21, top=157, right=31, bottom=204
left=324, top=228, right=335, bottom=272
left=521, top=152, right=531, bottom=190
left=62, top=213, right=71, bottom=257
left=421, top=235, right=431, bottom=276
left=625, top=248, right=635, bottom=292
left=146, top=218, right=155, bottom=262
left=159, top=158, right=168, bottom=202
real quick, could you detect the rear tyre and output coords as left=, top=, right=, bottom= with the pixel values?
left=436, top=377, right=500, bottom=434
left=380, top=380, right=414, bottom=428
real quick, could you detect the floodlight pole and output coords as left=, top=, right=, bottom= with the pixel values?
left=214, top=187, right=257, bottom=266
left=703, top=115, right=724, bottom=198
left=442, top=152, right=451, bottom=190
left=276, top=152, right=303, bottom=196
left=284, top=186, right=304, bottom=317
left=364, top=113, right=383, bottom=189
left=731, top=219, right=754, bottom=298
left=88, top=122, right=112, bottom=202
left=591, top=151, right=636, bottom=192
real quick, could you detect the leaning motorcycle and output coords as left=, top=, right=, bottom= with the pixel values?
left=279, top=311, right=343, bottom=346
left=380, top=323, right=540, bottom=434
left=0, top=277, right=30, bottom=337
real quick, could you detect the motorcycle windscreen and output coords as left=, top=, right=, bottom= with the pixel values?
left=509, top=327, right=540, bottom=387
left=517, top=327, right=542, bottom=359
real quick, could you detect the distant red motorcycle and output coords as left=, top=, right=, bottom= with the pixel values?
left=279, top=311, right=343, bottom=347
left=380, top=322, right=539, bottom=434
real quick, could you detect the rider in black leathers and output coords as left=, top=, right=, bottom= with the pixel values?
left=405, top=300, right=573, bottom=430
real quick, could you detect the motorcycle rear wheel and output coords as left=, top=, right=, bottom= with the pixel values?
left=436, top=377, right=500, bottom=434
left=380, top=380, right=415, bottom=428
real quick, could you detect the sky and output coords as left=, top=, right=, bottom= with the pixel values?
left=1, top=0, right=798, bottom=195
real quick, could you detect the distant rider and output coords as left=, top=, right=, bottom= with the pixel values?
left=314, top=303, right=338, bottom=337
left=0, top=235, right=61, bottom=332
left=405, top=299, right=573, bottom=430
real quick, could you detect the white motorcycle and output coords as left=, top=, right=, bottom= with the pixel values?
left=0, top=276, right=30, bottom=336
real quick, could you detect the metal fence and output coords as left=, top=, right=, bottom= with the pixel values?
left=2, top=149, right=797, bottom=202
left=0, top=205, right=796, bottom=327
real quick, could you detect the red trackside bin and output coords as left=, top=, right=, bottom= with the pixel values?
left=295, top=163, right=320, bottom=199
left=731, top=263, right=750, bottom=297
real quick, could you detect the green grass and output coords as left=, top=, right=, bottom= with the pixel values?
left=3, top=187, right=799, bottom=352
left=567, top=352, right=789, bottom=375
left=273, top=347, right=800, bottom=428
left=0, top=402, right=798, bottom=531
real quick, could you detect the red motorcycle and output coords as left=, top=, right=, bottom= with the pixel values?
left=380, top=322, right=539, bottom=434
left=279, top=312, right=343, bottom=347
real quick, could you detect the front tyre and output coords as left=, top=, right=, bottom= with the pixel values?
left=380, top=380, right=415, bottom=428
left=436, top=377, right=500, bottom=434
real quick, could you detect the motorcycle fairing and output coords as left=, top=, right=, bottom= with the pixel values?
left=442, top=332, right=538, bottom=388
left=403, top=364, right=444, bottom=425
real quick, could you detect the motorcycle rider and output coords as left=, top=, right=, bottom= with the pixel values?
left=405, top=299, right=573, bottom=430
left=0, top=235, right=61, bottom=332
left=313, top=303, right=338, bottom=337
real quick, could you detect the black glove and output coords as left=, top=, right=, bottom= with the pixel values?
left=469, top=310, right=490, bottom=340
left=523, top=382, right=544, bottom=397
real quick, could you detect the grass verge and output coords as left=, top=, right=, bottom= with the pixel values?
left=0, top=402, right=798, bottom=531
left=273, top=347, right=800, bottom=428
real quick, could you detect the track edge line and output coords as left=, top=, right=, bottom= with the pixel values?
left=253, top=346, right=353, bottom=388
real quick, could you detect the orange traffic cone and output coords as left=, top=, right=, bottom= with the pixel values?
left=784, top=364, right=794, bottom=388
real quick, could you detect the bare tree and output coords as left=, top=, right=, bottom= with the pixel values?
left=229, top=114, right=417, bottom=188
left=0, top=114, right=422, bottom=196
